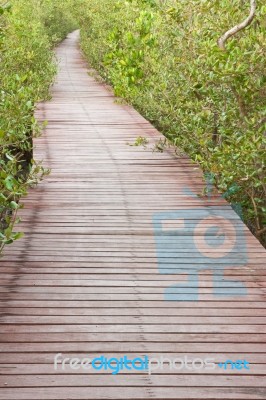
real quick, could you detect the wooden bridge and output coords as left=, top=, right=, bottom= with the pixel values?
left=0, top=31, right=266, bottom=399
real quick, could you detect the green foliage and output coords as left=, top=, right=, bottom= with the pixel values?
left=0, top=0, right=76, bottom=253
left=127, top=136, right=149, bottom=147
left=75, top=0, right=266, bottom=243
left=42, top=0, right=78, bottom=45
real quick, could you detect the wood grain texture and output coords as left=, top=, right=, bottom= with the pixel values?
left=0, top=31, right=266, bottom=399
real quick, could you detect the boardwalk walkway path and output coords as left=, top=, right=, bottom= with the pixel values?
left=0, top=31, right=266, bottom=399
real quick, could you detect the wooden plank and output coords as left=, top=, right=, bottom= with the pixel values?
left=0, top=387, right=265, bottom=400
left=0, top=332, right=265, bottom=343
left=0, top=375, right=264, bottom=387
left=1, top=293, right=265, bottom=301
left=3, top=307, right=266, bottom=317
left=0, top=324, right=265, bottom=334
left=0, top=352, right=264, bottom=364
left=2, top=300, right=266, bottom=308
left=0, top=363, right=265, bottom=375
left=0, top=341, right=265, bottom=352
left=1, top=316, right=266, bottom=325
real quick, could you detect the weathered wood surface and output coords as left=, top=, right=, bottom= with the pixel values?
left=0, top=31, right=266, bottom=399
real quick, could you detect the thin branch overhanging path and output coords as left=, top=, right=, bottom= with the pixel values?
left=218, top=0, right=256, bottom=50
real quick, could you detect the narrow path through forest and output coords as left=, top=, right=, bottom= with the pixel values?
left=0, top=31, right=266, bottom=400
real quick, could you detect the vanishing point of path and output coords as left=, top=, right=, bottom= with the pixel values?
left=0, top=31, right=266, bottom=399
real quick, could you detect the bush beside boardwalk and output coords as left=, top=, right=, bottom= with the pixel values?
left=0, top=0, right=76, bottom=252
left=74, top=0, right=266, bottom=244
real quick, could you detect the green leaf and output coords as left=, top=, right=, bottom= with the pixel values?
left=4, top=176, right=15, bottom=191
left=5, top=153, right=14, bottom=161
left=10, top=201, right=19, bottom=210
left=12, top=232, right=24, bottom=241
left=4, top=239, right=14, bottom=245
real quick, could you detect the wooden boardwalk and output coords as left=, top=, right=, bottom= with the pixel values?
left=0, top=31, right=266, bottom=399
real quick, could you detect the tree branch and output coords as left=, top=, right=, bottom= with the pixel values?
left=218, top=0, right=256, bottom=50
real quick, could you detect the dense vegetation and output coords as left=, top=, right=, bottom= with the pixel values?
left=75, top=0, right=266, bottom=244
left=0, top=0, right=76, bottom=251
